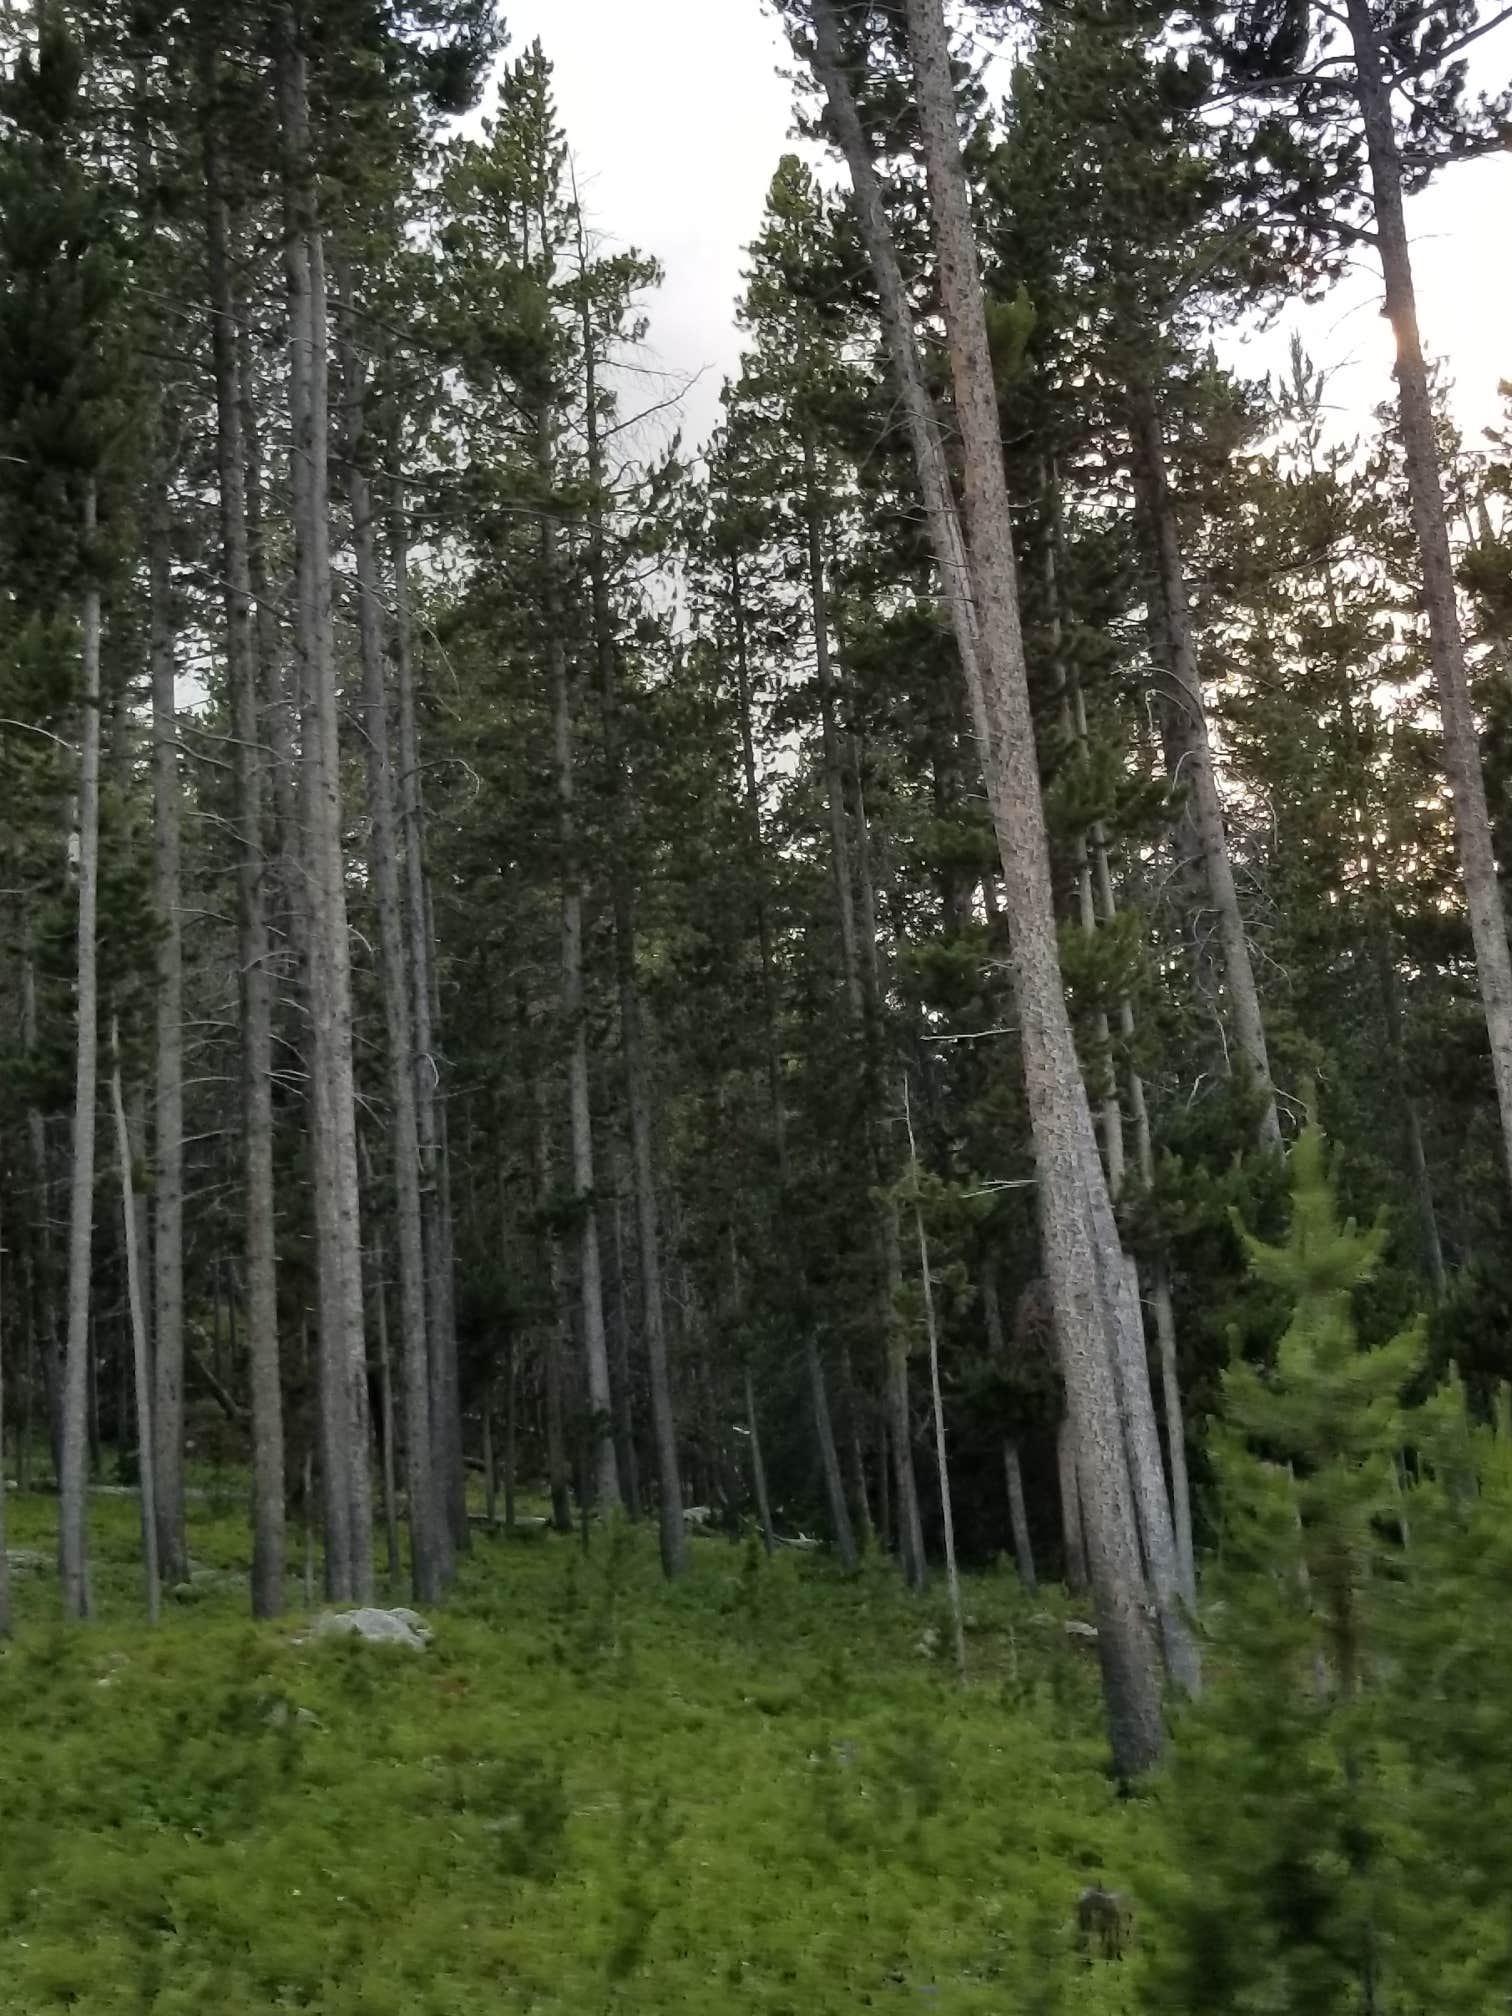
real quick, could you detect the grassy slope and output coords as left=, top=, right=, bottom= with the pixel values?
left=0, top=1492, right=1152, bottom=2014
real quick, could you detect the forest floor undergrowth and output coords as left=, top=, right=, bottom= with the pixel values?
left=0, top=1489, right=1150, bottom=2014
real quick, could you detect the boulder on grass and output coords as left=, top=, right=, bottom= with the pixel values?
left=309, top=1606, right=432, bottom=1651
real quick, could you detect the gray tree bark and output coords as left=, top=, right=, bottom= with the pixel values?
left=531, top=1090, right=575, bottom=1535
left=59, top=483, right=102, bottom=1622
left=980, top=1261, right=1037, bottom=1591
left=110, top=1023, right=160, bottom=1623
left=882, top=1207, right=927, bottom=1591
left=342, top=314, right=442, bottom=1603
left=1343, top=0, right=1512, bottom=1198
left=806, top=1334, right=858, bottom=1570
left=23, top=949, right=62, bottom=1484
left=1057, top=1416, right=1088, bottom=1593
left=808, top=0, right=1167, bottom=1772
left=1003, top=1440, right=1036, bottom=1593
left=904, top=1081, right=966, bottom=1683
left=579, top=290, right=681, bottom=1570
left=744, top=1363, right=777, bottom=1557
left=278, top=13, right=370, bottom=1598
left=146, top=454, right=185, bottom=1590
left=802, top=424, right=864, bottom=1015
left=373, top=1237, right=402, bottom=1590
left=547, top=549, right=620, bottom=1518
left=0, top=1195, right=9, bottom=1637
left=384, top=467, right=464, bottom=1564
left=203, top=101, right=285, bottom=1617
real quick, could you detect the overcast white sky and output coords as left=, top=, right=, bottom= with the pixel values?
left=498, top=0, right=1512, bottom=459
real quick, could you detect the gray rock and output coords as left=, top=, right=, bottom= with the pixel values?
left=5, top=1548, right=50, bottom=1575
left=264, top=1696, right=323, bottom=1729
left=309, top=1605, right=432, bottom=1650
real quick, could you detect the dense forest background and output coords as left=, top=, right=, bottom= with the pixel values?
left=2, top=0, right=1512, bottom=2001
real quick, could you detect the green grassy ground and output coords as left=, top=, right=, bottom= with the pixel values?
left=0, top=1492, right=1150, bottom=2014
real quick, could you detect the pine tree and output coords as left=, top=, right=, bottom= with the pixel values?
left=1143, top=1122, right=1423, bottom=2011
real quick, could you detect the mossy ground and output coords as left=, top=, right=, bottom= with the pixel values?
left=1, top=1490, right=1152, bottom=2014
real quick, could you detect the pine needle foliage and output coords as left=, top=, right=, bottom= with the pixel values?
left=1140, top=1124, right=1416, bottom=2012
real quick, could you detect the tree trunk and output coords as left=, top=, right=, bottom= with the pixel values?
left=203, top=95, right=284, bottom=1617
left=374, top=1241, right=402, bottom=1590
left=806, top=1334, right=858, bottom=1569
left=342, top=307, right=441, bottom=1603
left=980, top=1260, right=1036, bottom=1591
left=1057, top=1416, right=1088, bottom=1593
left=59, top=485, right=102, bottom=1622
left=883, top=1200, right=927, bottom=1591
left=1343, top=0, right=1512, bottom=1196
left=1108, top=1251, right=1199, bottom=1690
left=22, top=949, right=63, bottom=1484
left=1130, top=388, right=1281, bottom=1150
left=1046, top=505, right=1125, bottom=1189
left=731, top=553, right=862, bottom=1561
left=1076, top=687, right=1199, bottom=1612
left=482, top=1373, right=497, bottom=1533
left=385, top=461, right=464, bottom=1564
left=503, top=1334, right=518, bottom=1535
left=278, top=13, right=370, bottom=1600
left=802, top=422, right=863, bottom=1014
left=535, top=395, right=620, bottom=1520
left=606, top=1166, right=643, bottom=1519
left=0, top=1195, right=9, bottom=1638
left=1003, top=1440, right=1036, bottom=1593
left=744, top=1363, right=777, bottom=1555
left=109, top=1023, right=159, bottom=1623
left=579, top=287, right=683, bottom=1573
left=552, top=636, right=620, bottom=1515
left=837, top=0, right=1167, bottom=1770
left=532, top=1083, right=575, bottom=1536
left=427, top=935, right=468, bottom=1557
left=146, top=455, right=185, bottom=1589
left=839, top=1343, right=875, bottom=1550
left=905, top=1081, right=966, bottom=1683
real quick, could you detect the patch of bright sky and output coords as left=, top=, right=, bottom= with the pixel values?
left=497, top=0, right=1510, bottom=460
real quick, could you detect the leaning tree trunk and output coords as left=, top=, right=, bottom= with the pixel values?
left=279, top=12, right=371, bottom=1599
left=1342, top=0, right=1512, bottom=1195
left=342, top=312, right=442, bottom=1603
left=1130, top=389, right=1280, bottom=1151
left=110, top=1022, right=160, bottom=1624
left=146, top=455, right=186, bottom=1590
left=203, top=89, right=285, bottom=1615
left=806, top=1334, right=859, bottom=1569
left=808, top=0, right=1168, bottom=1774
left=905, top=1082, right=966, bottom=1683
left=1050, top=507, right=1197, bottom=1653
left=59, top=484, right=102, bottom=1622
